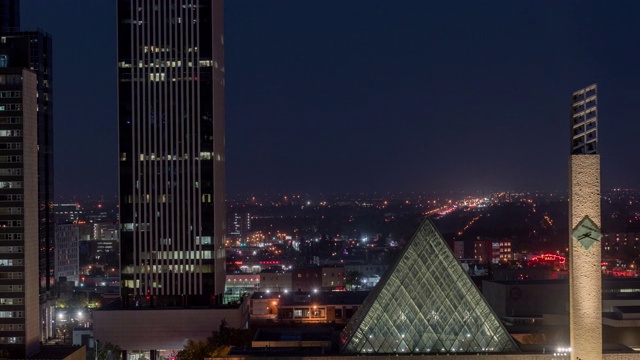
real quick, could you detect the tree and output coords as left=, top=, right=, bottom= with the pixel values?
left=91, top=341, right=122, bottom=360
left=206, top=320, right=252, bottom=356
left=175, top=320, right=252, bottom=360
left=175, top=340, right=211, bottom=360
left=345, top=271, right=362, bottom=291
left=56, top=297, right=69, bottom=308
left=69, top=292, right=89, bottom=308
left=89, top=267, right=106, bottom=277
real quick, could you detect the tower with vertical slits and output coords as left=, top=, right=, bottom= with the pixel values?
left=117, top=0, right=225, bottom=308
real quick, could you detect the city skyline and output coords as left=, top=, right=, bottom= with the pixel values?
left=21, top=0, right=640, bottom=198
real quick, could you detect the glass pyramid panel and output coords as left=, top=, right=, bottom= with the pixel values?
left=340, top=219, right=519, bottom=354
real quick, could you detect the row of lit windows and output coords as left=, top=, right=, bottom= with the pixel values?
left=142, top=46, right=199, bottom=53
left=0, top=208, right=22, bottom=215
left=0, top=272, right=22, bottom=279
left=123, top=193, right=212, bottom=204
left=128, top=152, right=219, bottom=161
left=0, top=220, right=22, bottom=228
left=119, top=60, right=214, bottom=68
left=0, top=156, right=21, bottom=164
left=0, top=75, right=22, bottom=85
left=0, top=234, right=22, bottom=240
left=121, top=263, right=213, bottom=276
left=0, top=104, right=20, bottom=111
left=119, top=76, right=204, bottom=83
left=0, top=298, right=22, bottom=305
left=0, top=117, right=22, bottom=124
left=0, top=336, right=23, bottom=344
left=0, top=169, right=21, bottom=176
left=0, top=247, right=21, bottom=253
left=0, top=130, right=21, bottom=137
left=0, top=285, right=23, bottom=292
left=0, top=143, right=21, bottom=150
left=0, top=311, right=23, bottom=318
left=0, top=182, right=21, bottom=189
left=0, top=324, right=24, bottom=331
left=138, top=250, right=212, bottom=260
left=0, top=91, right=21, bottom=99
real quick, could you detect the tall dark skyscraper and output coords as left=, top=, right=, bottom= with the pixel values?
left=0, top=0, right=19, bottom=31
left=0, top=1, right=56, bottom=343
left=117, top=0, right=225, bottom=308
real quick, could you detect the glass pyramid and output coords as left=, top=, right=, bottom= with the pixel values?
left=340, top=219, right=519, bottom=354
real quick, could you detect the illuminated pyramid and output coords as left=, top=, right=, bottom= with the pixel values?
left=340, top=219, right=519, bottom=354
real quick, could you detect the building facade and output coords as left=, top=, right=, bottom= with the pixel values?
left=117, top=0, right=226, bottom=308
left=0, top=67, right=39, bottom=358
left=0, top=29, right=55, bottom=296
left=292, top=267, right=322, bottom=293
left=227, top=211, right=250, bottom=234
left=473, top=239, right=512, bottom=264
left=54, top=223, right=80, bottom=285
left=54, top=203, right=83, bottom=224
left=0, top=20, right=56, bottom=343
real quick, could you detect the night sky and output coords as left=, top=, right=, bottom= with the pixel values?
left=20, top=0, right=640, bottom=199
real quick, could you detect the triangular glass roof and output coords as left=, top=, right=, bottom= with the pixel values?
left=340, top=219, right=519, bottom=354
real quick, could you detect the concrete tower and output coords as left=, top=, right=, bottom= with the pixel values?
left=569, top=84, right=601, bottom=360
left=0, top=68, right=40, bottom=359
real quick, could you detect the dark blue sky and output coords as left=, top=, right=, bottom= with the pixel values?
left=21, top=0, right=640, bottom=199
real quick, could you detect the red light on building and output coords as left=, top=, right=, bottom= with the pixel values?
left=260, top=260, right=279, bottom=265
left=527, top=254, right=567, bottom=270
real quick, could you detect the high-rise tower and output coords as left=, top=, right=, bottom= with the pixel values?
left=117, top=0, right=225, bottom=308
left=0, top=0, right=20, bottom=31
left=0, top=18, right=55, bottom=342
left=0, top=66, right=40, bottom=359
left=569, top=84, right=601, bottom=360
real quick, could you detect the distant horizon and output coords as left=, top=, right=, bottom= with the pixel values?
left=21, top=0, right=640, bottom=199
left=54, top=187, right=640, bottom=204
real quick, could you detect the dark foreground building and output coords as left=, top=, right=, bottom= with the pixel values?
left=0, top=66, right=39, bottom=358
left=117, top=0, right=226, bottom=307
left=0, top=0, right=56, bottom=346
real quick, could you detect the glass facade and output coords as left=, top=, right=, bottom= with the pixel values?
left=340, top=219, right=519, bottom=354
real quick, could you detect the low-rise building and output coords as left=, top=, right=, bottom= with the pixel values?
left=321, top=266, right=344, bottom=290
left=93, top=298, right=249, bottom=359
left=259, top=270, right=292, bottom=292
left=226, top=273, right=260, bottom=296
left=474, top=239, right=512, bottom=264
left=292, top=267, right=322, bottom=292
left=277, top=291, right=369, bottom=324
